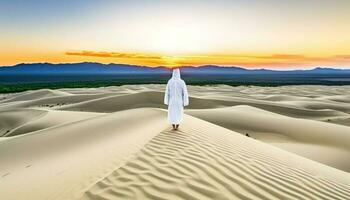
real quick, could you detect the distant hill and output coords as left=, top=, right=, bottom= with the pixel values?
left=0, top=63, right=167, bottom=74
left=0, top=62, right=350, bottom=74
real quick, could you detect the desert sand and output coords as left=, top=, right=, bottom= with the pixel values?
left=1, top=85, right=350, bottom=200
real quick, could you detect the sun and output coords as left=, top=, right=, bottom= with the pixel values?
left=161, top=56, right=185, bottom=68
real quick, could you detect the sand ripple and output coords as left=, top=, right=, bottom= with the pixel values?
left=82, top=117, right=350, bottom=200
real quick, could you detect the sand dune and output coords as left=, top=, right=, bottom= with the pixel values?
left=0, top=93, right=118, bottom=111
left=278, top=100, right=350, bottom=113
left=186, top=106, right=350, bottom=172
left=0, top=109, right=46, bottom=136
left=1, top=85, right=350, bottom=200
left=2, top=89, right=71, bottom=103
left=59, top=91, right=168, bottom=112
left=4, top=109, right=103, bottom=137
left=58, top=90, right=350, bottom=125
left=59, top=91, right=225, bottom=112
left=318, top=95, right=350, bottom=103
left=82, top=114, right=350, bottom=200
left=0, top=108, right=168, bottom=200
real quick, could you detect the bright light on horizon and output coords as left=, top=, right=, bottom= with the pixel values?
left=0, top=0, right=350, bottom=69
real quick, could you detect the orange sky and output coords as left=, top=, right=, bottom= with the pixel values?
left=2, top=50, right=349, bottom=70
left=1, top=0, right=350, bottom=69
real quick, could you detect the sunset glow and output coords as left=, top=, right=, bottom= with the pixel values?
left=1, top=0, right=350, bottom=69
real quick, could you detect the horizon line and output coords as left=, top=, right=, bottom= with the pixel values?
left=1, top=61, right=350, bottom=71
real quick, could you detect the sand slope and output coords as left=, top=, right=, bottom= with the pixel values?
left=58, top=91, right=236, bottom=113
left=186, top=106, right=350, bottom=172
left=0, top=108, right=168, bottom=200
left=2, top=89, right=70, bottom=103
left=82, top=114, right=350, bottom=200
left=8, top=109, right=103, bottom=136
left=58, top=91, right=350, bottom=125
left=0, top=92, right=117, bottom=111
left=1, top=85, right=350, bottom=200
left=0, top=109, right=46, bottom=136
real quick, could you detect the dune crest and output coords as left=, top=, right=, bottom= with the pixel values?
left=82, top=114, right=350, bottom=200
left=186, top=106, right=350, bottom=172
left=1, top=85, right=350, bottom=200
left=0, top=108, right=168, bottom=200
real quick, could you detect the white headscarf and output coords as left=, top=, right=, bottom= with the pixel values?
left=172, top=68, right=181, bottom=79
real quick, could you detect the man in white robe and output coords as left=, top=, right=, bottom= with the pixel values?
left=164, top=68, right=189, bottom=130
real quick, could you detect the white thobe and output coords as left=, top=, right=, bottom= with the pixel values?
left=164, top=69, right=189, bottom=124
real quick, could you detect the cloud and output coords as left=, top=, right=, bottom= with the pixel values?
left=65, top=51, right=162, bottom=60
left=334, top=55, right=350, bottom=59
left=64, top=50, right=350, bottom=68
left=256, top=54, right=306, bottom=60
left=65, top=50, right=180, bottom=67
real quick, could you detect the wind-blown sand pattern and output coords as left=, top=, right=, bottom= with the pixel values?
left=1, top=85, right=350, bottom=200
left=82, top=116, right=350, bottom=200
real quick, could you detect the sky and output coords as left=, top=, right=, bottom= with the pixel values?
left=1, top=0, right=350, bottom=69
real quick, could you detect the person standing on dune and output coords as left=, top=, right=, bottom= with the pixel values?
left=164, top=68, right=189, bottom=130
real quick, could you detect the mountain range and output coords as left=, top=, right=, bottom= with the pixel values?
left=1, top=62, right=350, bottom=74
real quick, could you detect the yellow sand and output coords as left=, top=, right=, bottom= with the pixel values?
left=1, top=85, right=350, bottom=200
